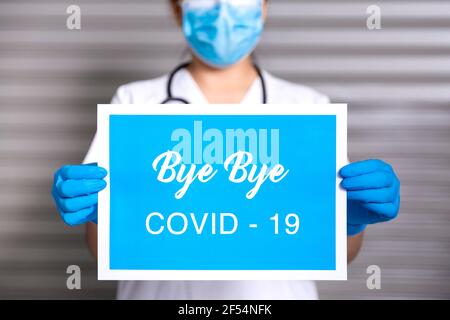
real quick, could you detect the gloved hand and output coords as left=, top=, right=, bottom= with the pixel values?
left=52, top=164, right=107, bottom=226
left=339, top=159, right=400, bottom=236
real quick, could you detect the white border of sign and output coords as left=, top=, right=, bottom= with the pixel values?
left=97, top=104, right=347, bottom=281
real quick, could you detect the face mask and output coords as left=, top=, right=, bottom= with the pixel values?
left=182, top=0, right=264, bottom=68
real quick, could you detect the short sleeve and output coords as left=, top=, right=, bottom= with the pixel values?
left=82, top=86, right=130, bottom=164
left=82, top=134, right=98, bottom=164
left=315, top=93, right=330, bottom=104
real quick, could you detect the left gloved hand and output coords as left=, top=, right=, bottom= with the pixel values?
left=339, top=159, right=400, bottom=236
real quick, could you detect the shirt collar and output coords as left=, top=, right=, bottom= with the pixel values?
left=172, top=68, right=265, bottom=104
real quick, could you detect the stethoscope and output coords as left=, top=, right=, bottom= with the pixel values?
left=161, top=62, right=267, bottom=104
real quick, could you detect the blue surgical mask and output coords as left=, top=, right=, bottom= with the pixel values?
left=182, top=0, right=264, bottom=68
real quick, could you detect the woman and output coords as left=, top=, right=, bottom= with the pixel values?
left=52, top=0, right=400, bottom=299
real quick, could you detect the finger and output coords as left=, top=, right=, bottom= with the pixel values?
left=347, top=185, right=396, bottom=203
left=52, top=184, right=66, bottom=214
left=57, top=179, right=106, bottom=198
left=341, top=171, right=394, bottom=191
left=61, top=206, right=97, bottom=226
left=59, top=165, right=107, bottom=180
left=57, top=193, right=98, bottom=213
left=362, top=197, right=400, bottom=221
left=339, top=159, right=392, bottom=178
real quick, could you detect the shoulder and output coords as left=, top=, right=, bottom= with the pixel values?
left=111, top=74, right=169, bottom=104
left=264, top=71, right=330, bottom=104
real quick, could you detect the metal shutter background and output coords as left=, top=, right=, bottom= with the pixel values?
left=1, top=0, right=449, bottom=299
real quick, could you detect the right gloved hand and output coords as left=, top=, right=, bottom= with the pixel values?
left=52, top=164, right=107, bottom=226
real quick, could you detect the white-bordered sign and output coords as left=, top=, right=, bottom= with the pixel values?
left=97, top=104, right=347, bottom=280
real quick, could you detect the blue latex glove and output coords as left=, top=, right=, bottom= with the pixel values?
left=339, top=159, right=400, bottom=236
left=52, top=164, right=107, bottom=226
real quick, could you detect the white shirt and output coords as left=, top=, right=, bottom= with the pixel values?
left=84, top=68, right=329, bottom=300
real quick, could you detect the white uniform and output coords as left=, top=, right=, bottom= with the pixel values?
left=84, top=68, right=329, bottom=300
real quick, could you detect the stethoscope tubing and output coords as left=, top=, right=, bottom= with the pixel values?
left=161, top=62, right=267, bottom=104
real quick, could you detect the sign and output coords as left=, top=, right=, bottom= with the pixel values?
left=97, top=104, right=347, bottom=280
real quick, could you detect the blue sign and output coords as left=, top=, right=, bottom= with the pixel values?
left=97, top=105, right=347, bottom=280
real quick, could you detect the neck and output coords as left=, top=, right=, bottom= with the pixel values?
left=187, top=56, right=258, bottom=104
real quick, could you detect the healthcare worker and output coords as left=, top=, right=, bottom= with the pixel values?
left=52, top=0, right=400, bottom=299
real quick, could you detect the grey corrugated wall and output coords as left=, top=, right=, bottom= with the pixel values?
left=1, top=0, right=449, bottom=299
